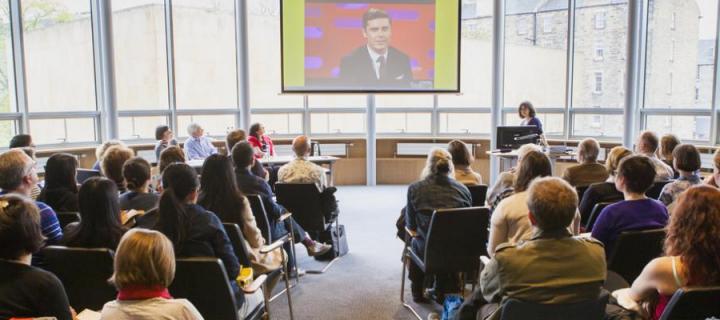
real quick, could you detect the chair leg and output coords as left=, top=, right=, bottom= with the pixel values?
left=281, top=251, right=294, bottom=320
left=286, top=218, right=299, bottom=285
left=400, top=247, right=422, bottom=320
left=305, top=220, right=342, bottom=274
left=262, top=282, right=271, bottom=320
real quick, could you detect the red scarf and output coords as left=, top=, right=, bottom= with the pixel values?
left=117, top=285, right=173, bottom=301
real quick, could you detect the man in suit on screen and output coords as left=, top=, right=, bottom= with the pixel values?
left=339, top=8, right=413, bottom=88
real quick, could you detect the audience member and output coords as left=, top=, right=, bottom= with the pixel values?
left=658, top=134, right=681, bottom=172
left=153, top=146, right=186, bottom=193
left=0, top=194, right=74, bottom=320
left=658, top=144, right=701, bottom=209
left=101, top=229, right=203, bottom=319
left=278, top=135, right=328, bottom=192
left=447, top=140, right=483, bottom=186
left=456, top=177, right=605, bottom=320
left=486, top=143, right=542, bottom=205
left=562, top=138, right=609, bottom=187
left=591, top=155, right=669, bottom=258
left=578, top=146, right=632, bottom=225
left=613, top=186, right=720, bottom=319
left=184, top=123, right=217, bottom=160
left=248, top=122, right=275, bottom=159
left=405, top=148, right=472, bottom=303
left=226, top=129, right=268, bottom=180
left=18, top=147, right=42, bottom=200
left=37, top=153, right=79, bottom=212
left=704, top=148, right=720, bottom=187
left=635, top=131, right=674, bottom=181
left=9, top=134, right=34, bottom=149
left=120, top=157, right=160, bottom=212
left=93, top=140, right=126, bottom=171
left=154, top=125, right=178, bottom=160
left=101, top=145, right=135, bottom=193
left=63, top=177, right=126, bottom=250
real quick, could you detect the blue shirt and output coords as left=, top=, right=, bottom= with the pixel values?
left=523, top=116, right=544, bottom=134
left=184, top=136, right=217, bottom=160
left=591, top=199, right=668, bottom=259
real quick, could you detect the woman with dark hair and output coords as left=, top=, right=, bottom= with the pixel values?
left=120, top=157, right=160, bottom=212
left=247, top=123, right=275, bottom=159
left=153, top=163, right=240, bottom=298
left=613, top=185, right=720, bottom=319
left=658, top=144, right=701, bottom=209
left=152, top=146, right=186, bottom=192
left=518, top=101, right=546, bottom=145
left=154, top=125, right=177, bottom=160
left=447, top=140, right=483, bottom=186
left=62, top=177, right=126, bottom=250
left=38, top=153, right=80, bottom=212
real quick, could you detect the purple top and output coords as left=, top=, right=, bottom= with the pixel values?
left=591, top=199, right=668, bottom=258
left=523, top=117, right=544, bottom=134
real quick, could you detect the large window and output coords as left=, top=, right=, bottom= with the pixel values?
left=177, top=114, right=235, bottom=138
left=29, top=118, right=96, bottom=144
left=377, top=112, right=431, bottom=134
left=119, top=116, right=167, bottom=140
left=309, top=95, right=366, bottom=135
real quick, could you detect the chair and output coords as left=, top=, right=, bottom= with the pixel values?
left=646, top=180, right=672, bottom=199
left=585, top=202, right=614, bottom=231
left=658, top=287, right=720, bottom=320
left=575, top=185, right=589, bottom=203
left=607, top=228, right=666, bottom=284
left=467, top=184, right=489, bottom=207
left=400, top=207, right=491, bottom=319
left=56, top=212, right=80, bottom=230
left=499, top=290, right=610, bottom=320
left=246, top=195, right=298, bottom=282
left=40, top=246, right=116, bottom=311
left=76, top=169, right=101, bottom=184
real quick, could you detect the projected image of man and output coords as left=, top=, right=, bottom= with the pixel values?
left=339, top=8, right=413, bottom=88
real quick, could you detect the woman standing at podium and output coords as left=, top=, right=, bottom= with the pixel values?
left=518, top=101, right=547, bottom=146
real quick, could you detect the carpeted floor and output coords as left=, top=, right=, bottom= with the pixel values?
left=268, top=185, right=444, bottom=320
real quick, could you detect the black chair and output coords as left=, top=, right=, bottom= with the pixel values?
left=56, top=212, right=80, bottom=231
left=499, top=290, right=610, bottom=320
left=658, top=287, right=720, bottom=320
left=40, top=246, right=115, bottom=311
left=607, top=228, right=666, bottom=284
left=246, top=195, right=298, bottom=282
left=585, top=202, right=614, bottom=231
left=646, top=180, right=672, bottom=199
left=400, top=207, right=491, bottom=318
left=76, top=169, right=101, bottom=184
left=467, top=184, right=489, bottom=207
left=575, top=185, right=589, bottom=203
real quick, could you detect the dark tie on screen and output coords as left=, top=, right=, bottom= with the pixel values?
left=377, top=56, right=386, bottom=80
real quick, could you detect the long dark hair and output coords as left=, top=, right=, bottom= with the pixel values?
left=63, top=177, right=125, bottom=249
left=41, top=153, right=79, bottom=192
left=155, top=163, right=198, bottom=249
left=518, top=101, right=536, bottom=118
left=249, top=123, right=262, bottom=140
left=198, top=154, right=246, bottom=224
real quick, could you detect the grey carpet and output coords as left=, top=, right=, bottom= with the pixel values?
left=267, top=185, right=444, bottom=320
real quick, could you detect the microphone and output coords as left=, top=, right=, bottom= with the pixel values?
left=514, top=133, right=539, bottom=141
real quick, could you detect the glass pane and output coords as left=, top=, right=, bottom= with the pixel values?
left=571, top=3, right=628, bottom=109
left=377, top=112, right=431, bottom=134
left=376, top=95, right=433, bottom=108
left=248, top=0, right=303, bottom=108
left=173, top=0, right=237, bottom=109
left=572, top=114, right=624, bottom=139
left=30, top=118, right=96, bottom=144
left=439, top=0, right=492, bottom=108
left=250, top=113, right=303, bottom=135
left=310, top=113, right=365, bottom=134
left=504, top=112, right=564, bottom=136
left=119, top=115, right=168, bottom=140
left=504, top=2, right=568, bottom=109
left=0, top=1, right=15, bottom=113
left=439, top=112, right=490, bottom=134
left=644, top=0, right=717, bottom=109
left=177, top=114, right=235, bottom=138
left=0, top=120, right=17, bottom=146
left=23, top=0, right=96, bottom=112
left=645, top=115, right=711, bottom=141
left=308, top=95, right=366, bottom=108
left=112, top=0, right=168, bottom=110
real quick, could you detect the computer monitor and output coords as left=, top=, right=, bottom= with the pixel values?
left=497, top=126, right=540, bottom=150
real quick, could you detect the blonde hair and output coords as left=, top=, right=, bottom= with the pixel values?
left=95, top=140, right=126, bottom=163
left=110, top=229, right=175, bottom=290
left=517, top=143, right=542, bottom=160
left=420, top=148, right=454, bottom=179
left=605, top=146, right=632, bottom=176
left=101, top=146, right=135, bottom=189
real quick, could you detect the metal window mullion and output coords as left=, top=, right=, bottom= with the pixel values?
left=436, top=107, right=491, bottom=113
left=27, top=111, right=100, bottom=119
left=118, top=110, right=172, bottom=117
left=303, top=95, right=310, bottom=136
left=366, top=94, right=376, bottom=186
left=711, top=0, right=720, bottom=145
left=307, top=107, right=366, bottom=113
left=564, top=0, right=575, bottom=141
left=235, top=0, right=250, bottom=130
left=164, top=0, right=177, bottom=135
left=491, top=0, right=504, bottom=184
left=623, top=0, right=645, bottom=148
left=175, top=109, right=240, bottom=116
left=9, top=0, right=28, bottom=133
left=431, top=94, right=439, bottom=136
left=640, top=109, right=712, bottom=117
left=92, top=0, right=118, bottom=141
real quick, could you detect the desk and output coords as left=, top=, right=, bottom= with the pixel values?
left=188, top=155, right=340, bottom=185
left=487, top=150, right=574, bottom=175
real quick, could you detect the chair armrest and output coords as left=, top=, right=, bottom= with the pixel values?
left=405, top=227, right=417, bottom=238
left=260, top=236, right=288, bottom=254
left=242, top=274, right=268, bottom=294
left=279, top=212, right=292, bottom=222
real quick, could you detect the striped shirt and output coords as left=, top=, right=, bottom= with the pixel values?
left=36, top=200, right=63, bottom=244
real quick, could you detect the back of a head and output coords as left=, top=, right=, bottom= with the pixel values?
left=578, top=138, right=600, bottom=163
left=43, top=153, right=79, bottom=190
left=155, top=125, right=170, bottom=141
left=292, top=135, right=310, bottom=157
left=95, top=140, right=126, bottom=162
left=0, top=194, right=43, bottom=260
left=514, top=150, right=552, bottom=192
left=225, top=129, right=247, bottom=151
left=9, top=134, right=32, bottom=149
left=199, top=154, right=243, bottom=223
left=672, top=144, right=701, bottom=173
left=186, top=123, right=201, bottom=136
left=158, top=146, right=186, bottom=173
left=517, top=143, right=542, bottom=160
left=74, top=177, right=123, bottom=247
left=123, top=157, right=152, bottom=191
left=161, top=163, right=198, bottom=201
left=158, top=163, right=199, bottom=245
left=659, top=134, right=681, bottom=159
left=447, top=140, right=472, bottom=167
left=637, top=131, right=659, bottom=154
left=605, top=146, right=633, bottom=176
left=617, top=155, right=656, bottom=193
left=526, top=177, right=578, bottom=231
left=101, top=146, right=135, bottom=188
left=111, top=228, right=175, bottom=291
left=0, top=149, right=32, bottom=191
left=231, top=141, right=255, bottom=169
left=421, top=148, right=453, bottom=179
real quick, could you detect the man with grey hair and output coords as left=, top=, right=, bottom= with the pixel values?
left=278, top=135, right=328, bottom=192
left=184, top=122, right=217, bottom=160
left=562, top=138, right=609, bottom=188
left=635, top=130, right=674, bottom=181
left=456, top=177, right=606, bottom=320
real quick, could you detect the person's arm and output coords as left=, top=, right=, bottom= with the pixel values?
left=487, top=204, right=508, bottom=257
left=590, top=207, right=614, bottom=249
left=570, top=210, right=581, bottom=235
left=405, top=186, right=417, bottom=232
left=206, top=137, right=218, bottom=155
left=185, top=139, right=201, bottom=160
left=487, top=172, right=513, bottom=205
left=578, top=186, right=597, bottom=225
left=480, top=255, right=504, bottom=303
left=208, top=212, right=240, bottom=279
left=628, top=258, right=667, bottom=303
left=39, top=204, right=63, bottom=244
left=658, top=184, right=674, bottom=205
left=247, top=136, right=264, bottom=158
left=240, top=198, right=265, bottom=248
left=561, top=167, right=574, bottom=186
left=266, top=137, right=275, bottom=157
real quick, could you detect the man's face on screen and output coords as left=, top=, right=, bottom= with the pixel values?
left=363, top=18, right=392, bottom=54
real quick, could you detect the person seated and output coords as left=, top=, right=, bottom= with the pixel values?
left=184, top=123, right=217, bottom=160
left=154, top=125, right=178, bottom=161
left=16, top=147, right=42, bottom=200
left=456, top=177, right=606, bottom=320
left=591, top=155, right=669, bottom=258
left=447, top=140, right=483, bottom=186
left=612, top=186, right=720, bottom=319
left=405, top=148, right=472, bottom=303
left=226, top=129, right=268, bottom=180
left=486, top=143, right=542, bottom=205
left=152, top=146, right=186, bottom=193
left=0, top=194, right=74, bottom=320
left=9, top=134, right=34, bottom=149
left=247, top=123, right=275, bottom=159
left=37, top=153, right=80, bottom=212
left=93, top=140, right=127, bottom=171
left=658, top=134, right=681, bottom=178
left=635, top=131, right=674, bottom=181
left=704, top=148, right=720, bottom=188
left=198, top=154, right=285, bottom=275
left=101, top=229, right=203, bottom=319
left=562, top=138, right=609, bottom=188
left=658, top=144, right=702, bottom=210
left=101, top=145, right=135, bottom=194
left=120, top=157, right=160, bottom=212
left=63, top=177, right=126, bottom=250
left=231, top=142, right=331, bottom=259
left=278, top=135, right=328, bottom=192
left=578, top=146, right=632, bottom=225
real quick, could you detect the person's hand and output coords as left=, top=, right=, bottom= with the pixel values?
left=70, top=306, right=78, bottom=320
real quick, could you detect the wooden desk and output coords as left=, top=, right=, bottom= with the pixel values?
left=188, top=155, right=340, bottom=185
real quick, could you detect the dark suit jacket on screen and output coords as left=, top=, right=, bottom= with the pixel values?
left=339, top=46, right=413, bottom=88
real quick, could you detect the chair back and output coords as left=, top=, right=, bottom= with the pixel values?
left=575, top=185, right=589, bottom=203
left=467, top=184, right=488, bottom=207
left=646, top=180, right=671, bottom=199
left=659, top=287, right=720, bottom=320
left=56, top=212, right=80, bottom=230
left=424, top=207, right=490, bottom=274
left=500, top=290, right=610, bottom=320
left=170, top=257, right=240, bottom=320
left=585, top=202, right=614, bottom=231
left=77, top=169, right=101, bottom=184
left=40, top=246, right=116, bottom=311
left=275, top=183, right=327, bottom=232
left=608, top=228, right=666, bottom=284
left=246, top=194, right=272, bottom=242
left=222, top=223, right=252, bottom=267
